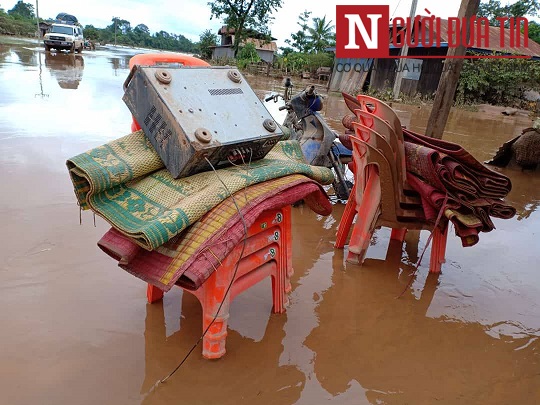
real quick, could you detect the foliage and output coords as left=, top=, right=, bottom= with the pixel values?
left=305, top=52, right=333, bottom=71
left=208, top=0, right=283, bottom=56
left=199, top=29, right=217, bottom=59
left=284, top=10, right=312, bottom=53
left=307, top=16, right=335, bottom=53
left=8, top=1, right=34, bottom=20
left=83, top=24, right=100, bottom=41
left=279, top=46, right=295, bottom=56
left=275, top=51, right=333, bottom=75
left=478, top=0, right=539, bottom=26
left=456, top=55, right=540, bottom=106
left=0, top=5, right=198, bottom=52
left=528, top=21, right=540, bottom=44
left=237, top=42, right=259, bottom=60
left=81, top=17, right=197, bottom=52
left=236, top=42, right=261, bottom=68
left=0, top=5, right=35, bottom=36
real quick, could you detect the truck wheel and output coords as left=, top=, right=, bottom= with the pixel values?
left=70, top=44, right=75, bottom=53
left=44, top=44, right=51, bottom=52
left=76, top=45, right=82, bottom=53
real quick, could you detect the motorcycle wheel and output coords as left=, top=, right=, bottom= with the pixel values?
left=333, top=179, right=353, bottom=201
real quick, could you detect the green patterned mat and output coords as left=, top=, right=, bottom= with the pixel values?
left=67, top=130, right=334, bottom=250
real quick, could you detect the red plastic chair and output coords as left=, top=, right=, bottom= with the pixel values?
left=335, top=95, right=448, bottom=273
left=147, top=206, right=292, bottom=359
left=127, top=53, right=211, bottom=133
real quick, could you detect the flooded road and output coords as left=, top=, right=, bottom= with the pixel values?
left=1, top=38, right=539, bottom=405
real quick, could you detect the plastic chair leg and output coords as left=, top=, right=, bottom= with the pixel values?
left=335, top=182, right=357, bottom=248
left=198, top=267, right=231, bottom=359
left=281, top=205, right=293, bottom=297
left=429, top=225, right=448, bottom=273
left=147, top=284, right=164, bottom=303
left=346, top=172, right=382, bottom=264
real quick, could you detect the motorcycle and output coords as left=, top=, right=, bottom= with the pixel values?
left=265, top=83, right=353, bottom=200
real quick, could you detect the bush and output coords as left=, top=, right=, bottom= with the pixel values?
left=457, top=54, right=540, bottom=106
left=275, top=51, right=334, bottom=75
left=0, top=12, right=36, bottom=36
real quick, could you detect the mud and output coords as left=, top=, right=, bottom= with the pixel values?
left=0, top=39, right=539, bottom=405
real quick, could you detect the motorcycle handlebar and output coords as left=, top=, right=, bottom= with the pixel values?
left=278, top=105, right=288, bottom=111
left=264, top=95, right=274, bottom=102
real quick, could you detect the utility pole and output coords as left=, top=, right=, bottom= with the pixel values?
left=425, top=0, right=480, bottom=139
left=35, top=0, right=40, bottom=43
left=392, top=0, right=419, bottom=100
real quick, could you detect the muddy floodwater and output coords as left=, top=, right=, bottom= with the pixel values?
left=1, top=38, right=539, bottom=405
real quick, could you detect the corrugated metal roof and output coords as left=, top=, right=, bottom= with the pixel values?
left=245, top=38, right=278, bottom=52
left=210, top=39, right=277, bottom=52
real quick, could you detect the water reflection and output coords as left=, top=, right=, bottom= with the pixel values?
left=140, top=293, right=304, bottom=404
left=44, top=52, right=84, bottom=89
left=304, top=257, right=540, bottom=404
left=504, top=169, right=540, bottom=220
left=110, top=55, right=131, bottom=76
left=12, top=47, right=37, bottom=66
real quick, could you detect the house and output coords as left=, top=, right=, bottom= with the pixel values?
left=328, top=19, right=540, bottom=96
left=38, top=21, right=51, bottom=38
left=211, top=25, right=278, bottom=64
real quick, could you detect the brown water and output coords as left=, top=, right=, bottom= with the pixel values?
left=1, top=38, right=539, bottom=405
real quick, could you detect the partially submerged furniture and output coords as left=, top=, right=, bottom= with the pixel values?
left=335, top=95, right=448, bottom=273
left=147, top=206, right=292, bottom=359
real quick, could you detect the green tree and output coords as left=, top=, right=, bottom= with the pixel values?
left=199, top=29, right=217, bottom=59
left=108, top=17, right=131, bottom=34
left=237, top=41, right=259, bottom=60
left=307, top=16, right=335, bottom=53
left=134, top=24, right=150, bottom=35
left=83, top=24, right=100, bottom=40
left=208, top=0, right=283, bottom=56
left=528, top=20, right=540, bottom=43
left=8, top=1, right=34, bottom=20
left=279, top=46, right=295, bottom=56
left=457, top=56, right=540, bottom=105
left=284, top=10, right=312, bottom=53
left=478, top=0, right=539, bottom=26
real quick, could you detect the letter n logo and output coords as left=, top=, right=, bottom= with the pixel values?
left=336, top=5, right=390, bottom=58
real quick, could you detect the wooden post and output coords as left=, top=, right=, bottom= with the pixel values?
left=35, top=0, right=40, bottom=41
left=393, top=0, right=419, bottom=99
left=424, top=0, right=480, bottom=139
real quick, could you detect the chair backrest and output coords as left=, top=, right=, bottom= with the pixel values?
left=353, top=123, right=401, bottom=203
left=349, top=134, right=425, bottom=227
left=348, top=135, right=371, bottom=203
left=354, top=109, right=407, bottom=185
left=356, top=95, right=404, bottom=140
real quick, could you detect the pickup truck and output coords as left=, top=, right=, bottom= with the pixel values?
left=44, top=23, right=84, bottom=53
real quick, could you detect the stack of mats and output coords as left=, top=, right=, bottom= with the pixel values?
left=339, top=96, right=515, bottom=247
left=403, top=129, right=515, bottom=247
left=98, top=175, right=331, bottom=291
left=66, top=130, right=334, bottom=289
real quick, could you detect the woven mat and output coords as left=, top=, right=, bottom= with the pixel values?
left=67, top=131, right=334, bottom=250
left=98, top=174, right=332, bottom=291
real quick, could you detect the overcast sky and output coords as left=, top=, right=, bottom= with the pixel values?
left=1, top=0, right=535, bottom=47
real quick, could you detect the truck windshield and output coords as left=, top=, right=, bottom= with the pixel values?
left=50, top=26, right=74, bottom=35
